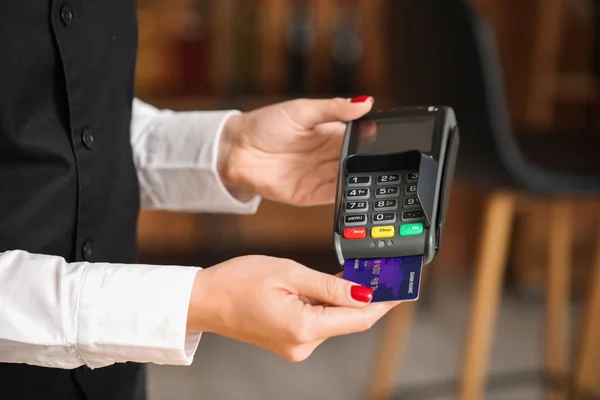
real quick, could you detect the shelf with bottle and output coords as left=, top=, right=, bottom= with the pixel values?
left=135, top=0, right=393, bottom=100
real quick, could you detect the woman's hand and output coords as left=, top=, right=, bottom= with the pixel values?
left=220, top=96, right=374, bottom=206
left=187, top=255, right=398, bottom=362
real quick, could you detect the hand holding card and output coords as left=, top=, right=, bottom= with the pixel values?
left=187, top=255, right=399, bottom=362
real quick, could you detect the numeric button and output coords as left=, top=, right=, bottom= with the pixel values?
left=406, top=172, right=419, bottom=182
left=374, top=199, right=398, bottom=211
left=375, top=187, right=399, bottom=198
left=377, top=174, right=400, bottom=185
left=405, top=184, right=418, bottom=195
left=373, top=212, right=396, bottom=225
left=344, top=214, right=367, bottom=226
left=404, top=197, right=420, bottom=208
left=347, top=176, right=371, bottom=187
left=345, top=201, right=368, bottom=212
left=345, top=188, right=369, bottom=200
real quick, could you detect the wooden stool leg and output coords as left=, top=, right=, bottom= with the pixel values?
left=365, top=301, right=417, bottom=400
left=458, top=192, right=517, bottom=400
left=545, top=200, right=572, bottom=400
left=573, top=219, right=600, bottom=399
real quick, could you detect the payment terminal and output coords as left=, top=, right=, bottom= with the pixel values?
left=333, top=106, right=459, bottom=284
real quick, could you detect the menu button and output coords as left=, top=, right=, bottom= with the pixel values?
left=344, top=214, right=367, bottom=226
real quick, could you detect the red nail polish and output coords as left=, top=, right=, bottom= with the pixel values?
left=351, top=285, right=374, bottom=302
left=351, top=95, right=372, bottom=103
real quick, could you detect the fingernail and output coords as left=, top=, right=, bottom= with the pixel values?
left=350, top=95, right=373, bottom=103
left=351, top=285, right=374, bottom=302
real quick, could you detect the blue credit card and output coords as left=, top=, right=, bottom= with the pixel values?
left=343, top=255, right=423, bottom=302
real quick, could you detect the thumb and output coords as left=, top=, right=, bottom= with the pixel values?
left=285, top=96, right=374, bottom=129
left=291, top=268, right=374, bottom=307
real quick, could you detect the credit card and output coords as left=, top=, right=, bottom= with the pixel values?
left=343, top=255, right=423, bottom=302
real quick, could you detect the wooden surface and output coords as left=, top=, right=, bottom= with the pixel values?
left=574, top=221, right=600, bottom=399
left=545, top=201, right=573, bottom=400
left=137, top=210, right=201, bottom=254
left=459, top=192, right=517, bottom=400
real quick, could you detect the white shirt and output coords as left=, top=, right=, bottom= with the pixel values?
left=0, top=98, right=261, bottom=370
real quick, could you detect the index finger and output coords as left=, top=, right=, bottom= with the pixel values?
left=283, top=97, right=374, bottom=129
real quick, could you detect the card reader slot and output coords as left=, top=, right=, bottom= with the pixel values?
left=434, top=126, right=460, bottom=253
left=414, top=153, right=438, bottom=228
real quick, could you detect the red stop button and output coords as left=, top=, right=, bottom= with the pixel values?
left=344, top=227, right=367, bottom=239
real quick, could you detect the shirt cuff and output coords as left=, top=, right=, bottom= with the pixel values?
left=75, top=263, right=202, bottom=369
left=135, top=107, right=261, bottom=214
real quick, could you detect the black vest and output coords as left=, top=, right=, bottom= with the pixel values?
left=1, top=1, right=144, bottom=399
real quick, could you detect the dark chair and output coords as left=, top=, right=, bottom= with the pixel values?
left=365, top=1, right=600, bottom=399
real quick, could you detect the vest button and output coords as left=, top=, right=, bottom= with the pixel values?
left=82, top=241, right=93, bottom=261
left=82, top=129, right=94, bottom=149
left=60, top=6, right=73, bottom=26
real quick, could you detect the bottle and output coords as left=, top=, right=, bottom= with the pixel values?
left=174, top=0, right=211, bottom=95
left=232, top=0, right=261, bottom=94
left=285, top=0, right=313, bottom=96
left=331, top=0, right=363, bottom=97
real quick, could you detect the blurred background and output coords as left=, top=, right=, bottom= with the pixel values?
left=134, top=0, right=600, bottom=399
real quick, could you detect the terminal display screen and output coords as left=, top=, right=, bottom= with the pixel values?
left=348, top=116, right=435, bottom=155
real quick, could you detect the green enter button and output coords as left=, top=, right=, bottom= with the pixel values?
left=400, top=223, right=423, bottom=236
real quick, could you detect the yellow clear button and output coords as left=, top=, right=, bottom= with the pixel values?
left=371, top=226, right=395, bottom=239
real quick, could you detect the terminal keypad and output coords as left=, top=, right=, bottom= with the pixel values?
left=342, top=172, right=425, bottom=242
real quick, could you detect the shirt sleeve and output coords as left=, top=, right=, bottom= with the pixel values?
left=0, top=249, right=202, bottom=370
left=130, top=98, right=261, bottom=214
